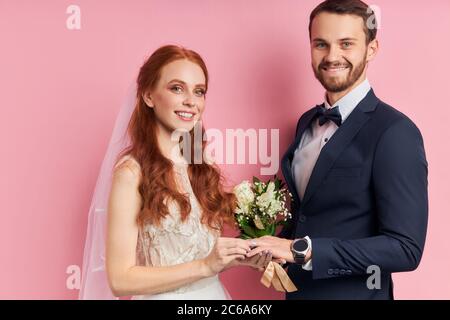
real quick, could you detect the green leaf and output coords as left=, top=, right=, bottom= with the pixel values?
left=239, top=216, right=251, bottom=228
left=254, top=228, right=271, bottom=237
left=251, top=223, right=276, bottom=237
left=241, top=224, right=258, bottom=238
left=269, top=223, right=276, bottom=235
left=274, top=178, right=281, bottom=190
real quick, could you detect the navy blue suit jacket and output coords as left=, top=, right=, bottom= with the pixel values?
left=279, top=89, right=428, bottom=300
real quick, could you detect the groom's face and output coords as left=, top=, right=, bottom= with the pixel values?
left=310, top=12, right=373, bottom=93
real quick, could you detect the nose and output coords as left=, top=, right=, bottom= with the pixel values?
left=183, top=92, right=196, bottom=108
left=183, top=100, right=195, bottom=108
left=324, top=44, right=342, bottom=64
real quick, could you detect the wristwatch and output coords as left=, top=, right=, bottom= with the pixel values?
left=290, top=238, right=310, bottom=265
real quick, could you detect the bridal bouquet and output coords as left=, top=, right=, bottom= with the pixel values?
left=233, top=176, right=292, bottom=239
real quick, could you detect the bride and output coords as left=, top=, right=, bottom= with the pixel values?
left=79, top=45, right=273, bottom=300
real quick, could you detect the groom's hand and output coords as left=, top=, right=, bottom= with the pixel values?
left=247, top=236, right=309, bottom=264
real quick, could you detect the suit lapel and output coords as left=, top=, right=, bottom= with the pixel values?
left=281, top=108, right=318, bottom=206
left=301, top=89, right=380, bottom=207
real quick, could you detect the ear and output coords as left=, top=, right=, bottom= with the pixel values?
left=366, top=39, right=379, bottom=63
left=142, top=91, right=154, bottom=108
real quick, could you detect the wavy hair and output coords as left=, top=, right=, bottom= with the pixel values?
left=117, top=45, right=236, bottom=231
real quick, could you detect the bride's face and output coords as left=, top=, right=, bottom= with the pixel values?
left=143, top=59, right=206, bottom=134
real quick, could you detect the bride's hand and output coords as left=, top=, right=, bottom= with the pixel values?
left=235, top=250, right=273, bottom=271
left=200, top=237, right=251, bottom=277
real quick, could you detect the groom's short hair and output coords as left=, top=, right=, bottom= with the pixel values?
left=309, top=0, right=378, bottom=44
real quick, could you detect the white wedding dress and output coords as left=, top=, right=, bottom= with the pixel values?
left=116, top=156, right=230, bottom=300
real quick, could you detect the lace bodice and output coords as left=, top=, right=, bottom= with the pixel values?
left=116, top=156, right=220, bottom=294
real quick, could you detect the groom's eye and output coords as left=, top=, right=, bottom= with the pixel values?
left=315, top=42, right=327, bottom=49
left=342, top=42, right=353, bottom=48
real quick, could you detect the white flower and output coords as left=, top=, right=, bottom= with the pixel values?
left=267, top=199, right=283, bottom=216
left=233, top=181, right=255, bottom=214
left=256, top=181, right=275, bottom=209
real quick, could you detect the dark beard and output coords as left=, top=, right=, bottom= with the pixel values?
left=313, top=54, right=367, bottom=93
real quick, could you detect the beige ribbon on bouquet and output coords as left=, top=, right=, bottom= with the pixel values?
left=260, top=261, right=298, bottom=292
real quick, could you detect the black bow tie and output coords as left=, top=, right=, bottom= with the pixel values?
left=315, top=104, right=342, bottom=127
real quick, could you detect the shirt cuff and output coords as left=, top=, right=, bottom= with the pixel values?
left=301, top=236, right=313, bottom=271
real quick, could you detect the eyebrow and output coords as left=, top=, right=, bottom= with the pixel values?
left=312, top=37, right=358, bottom=43
left=168, top=79, right=206, bottom=88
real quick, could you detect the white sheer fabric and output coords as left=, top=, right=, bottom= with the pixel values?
left=79, top=85, right=136, bottom=300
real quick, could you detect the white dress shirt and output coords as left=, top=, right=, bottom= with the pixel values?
left=291, top=79, right=372, bottom=270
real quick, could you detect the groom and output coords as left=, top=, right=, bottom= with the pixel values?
left=247, top=0, right=428, bottom=299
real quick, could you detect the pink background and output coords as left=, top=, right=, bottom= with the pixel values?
left=1, top=0, right=449, bottom=299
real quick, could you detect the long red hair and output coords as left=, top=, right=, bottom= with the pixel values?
left=117, top=45, right=236, bottom=231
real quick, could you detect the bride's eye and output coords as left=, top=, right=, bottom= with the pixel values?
left=170, top=85, right=183, bottom=93
left=194, top=89, right=206, bottom=97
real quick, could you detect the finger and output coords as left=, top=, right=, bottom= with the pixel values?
left=263, top=252, right=273, bottom=267
left=246, top=246, right=268, bottom=258
left=257, top=252, right=271, bottom=271
left=225, top=247, right=248, bottom=256
left=245, top=254, right=260, bottom=264
left=225, top=254, right=246, bottom=264
left=235, top=242, right=252, bottom=253
left=254, top=251, right=267, bottom=267
left=250, top=249, right=270, bottom=268
left=273, top=258, right=287, bottom=265
left=237, top=239, right=252, bottom=251
left=254, top=250, right=268, bottom=266
left=247, top=239, right=259, bottom=248
left=248, top=238, right=264, bottom=248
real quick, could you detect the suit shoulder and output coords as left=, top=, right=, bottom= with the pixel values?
left=374, top=101, right=422, bottom=135
left=374, top=101, right=424, bottom=143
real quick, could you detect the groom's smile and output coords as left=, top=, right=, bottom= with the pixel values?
left=320, top=62, right=351, bottom=75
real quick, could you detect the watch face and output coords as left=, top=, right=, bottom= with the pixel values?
left=293, top=239, right=308, bottom=252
